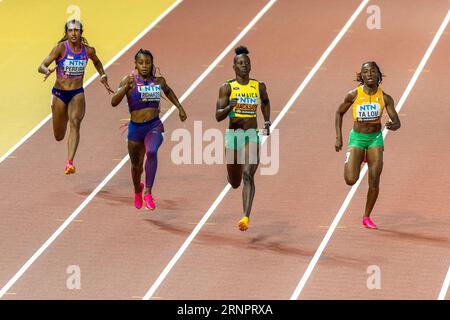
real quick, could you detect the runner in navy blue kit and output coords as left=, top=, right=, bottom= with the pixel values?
left=38, top=19, right=113, bottom=174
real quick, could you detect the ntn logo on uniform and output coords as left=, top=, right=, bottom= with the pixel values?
left=64, top=60, right=86, bottom=66
left=358, top=103, right=380, bottom=111
left=138, top=85, right=160, bottom=93
left=237, top=97, right=257, bottom=104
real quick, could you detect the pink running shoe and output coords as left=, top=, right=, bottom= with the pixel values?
left=362, top=216, right=377, bottom=229
left=134, top=183, right=144, bottom=209
left=144, top=193, right=156, bottom=210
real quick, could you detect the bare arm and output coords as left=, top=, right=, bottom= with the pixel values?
left=335, top=89, right=357, bottom=151
left=259, top=81, right=271, bottom=135
left=86, top=46, right=106, bottom=76
left=383, top=92, right=401, bottom=131
left=38, top=43, right=64, bottom=81
left=87, top=46, right=114, bottom=94
left=111, top=75, right=132, bottom=107
left=215, top=83, right=235, bottom=122
left=159, top=77, right=187, bottom=121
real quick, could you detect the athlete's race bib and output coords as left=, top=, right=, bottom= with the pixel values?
left=234, top=96, right=258, bottom=115
left=138, top=85, right=161, bottom=102
left=356, top=103, right=381, bottom=121
left=63, top=59, right=87, bottom=76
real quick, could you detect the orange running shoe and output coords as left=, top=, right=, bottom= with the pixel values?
left=238, top=216, right=249, bottom=231
left=64, top=160, right=76, bottom=175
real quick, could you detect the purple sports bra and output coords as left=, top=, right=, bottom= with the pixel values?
left=56, top=41, right=88, bottom=80
left=127, top=74, right=161, bottom=112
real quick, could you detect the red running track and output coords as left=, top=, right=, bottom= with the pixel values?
left=0, top=0, right=448, bottom=300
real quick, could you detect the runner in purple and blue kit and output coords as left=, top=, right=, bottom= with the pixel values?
left=111, top=49, right=187, bottom=210
left=38, top=19, right=113, bottom=174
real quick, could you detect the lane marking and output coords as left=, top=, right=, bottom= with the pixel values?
left=142, top=0, right=369, bottom=300
left=188, top=222, right=216, bottom=225
left=408, top=68, right=430, bottom=73
left=438, top=265, right=450, bottom=300
left=0, top=0, right=277, bottom=299
left=0, top=0, right=183, bottom=165
left=319, top=226, right=346, bottom=229
left=55, top=219, right=83, bottom=223
left=202, top=64, right=223, bottom=68
left=290, top=8, right=450, bottom=301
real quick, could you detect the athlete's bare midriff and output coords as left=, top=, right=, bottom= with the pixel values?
left=229, top=117, right=257, bottom=130
left=53, top=77, right=84, bottom=91
left=353, top=121, right=382, bottom=134
left=130, top=107, right=159, bottom=123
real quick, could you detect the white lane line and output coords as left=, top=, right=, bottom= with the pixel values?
left=0, top=0, right=277, bottom=299
left=290, top=8, right=450, bottom=301
left=438, top=265, right=450, bottom=300
left=0, top=0, right=183, bottom=165
left=142, top=0, right=369, bottom=300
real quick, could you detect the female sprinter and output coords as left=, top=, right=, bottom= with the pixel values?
left=216, top=46, right=271, bottom=231
left=38, top=19, right=114, bottom=174
left=335, top=61, right=401, bottom=229
left=111, top=49, right=187, bottom=210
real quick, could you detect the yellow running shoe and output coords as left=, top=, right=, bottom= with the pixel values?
left=238, top=216, right=249, bottom=231
left=64, top=161, right=76, bottom=175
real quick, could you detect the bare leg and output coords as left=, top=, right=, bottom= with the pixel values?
left=67, top=93, right=86, bottom=162
left=51, top=95, right=69, bottom=141
left=128, top=140, right=146, bottom=193
left=364, top=146, right=383, bottom=217
left=242, top=142, right=259, bottom=217
left=344, top=147, right=365, bottom=186
left=226, top=149, right=243, bottom=189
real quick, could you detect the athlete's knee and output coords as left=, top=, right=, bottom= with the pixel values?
left=345, top=175, right=358, bottom=186
left=242, top=171, right=254, bottom=185
left=53, top=127, right=66, bottom=140
left=54, top=133, right=65, bottom=141
left=146, top=146, right=158, bottom=158
left=69, top=118, right=82, bottom=129
left=231, top=181, right=240, bottom=189
left=227, top=175, right=241, bottom=189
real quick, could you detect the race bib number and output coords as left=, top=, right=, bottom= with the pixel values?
left=63, top=59, right=87, bottom=76
left=356, top=103, right=381, bottom=121
left=235, top=96, right=258, bottom=115
left=345, top=151, right=350, bottom=163
left=138, top=85, right=160, bottom=102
